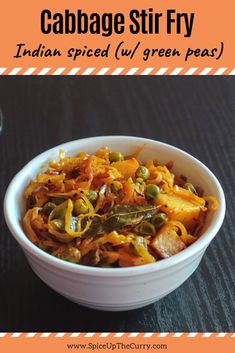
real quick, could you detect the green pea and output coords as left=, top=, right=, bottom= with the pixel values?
left=59, top=247, right=81, bottom=264
left=136, top=177, right=144, bottom=184
left=74, top=198, right=89, bottom=215
left=109, top=151, right=124, bottom=162
left=51, top=218, right=65, bottom=231
left=137, top=221, right=156, bottom=235
left=42, top=202, right=56, bottom=216
left=50, top=197, right=66, bottom=205
left=111, top=181, right=122, bottom=193
left=87, top=190, right=98, bottom=203
left=151, top=213, right=168, bottom=228
left=136, top=166, right=150, bottom=180
left=145, top=184, right=160, bottom=201
left=183, top=182, right=197, bottom=194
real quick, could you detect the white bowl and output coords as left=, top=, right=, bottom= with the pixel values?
left=4, top=136, right=226, bottom=311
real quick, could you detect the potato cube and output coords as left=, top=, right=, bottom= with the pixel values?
left=112, top=158, right=139, bottom=179
left=151, top=225, right=186, bottom=258
left=156, top=193, right=201, bottom=229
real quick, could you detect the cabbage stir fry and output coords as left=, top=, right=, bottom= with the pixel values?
left=23, top=147, right=218, bottom=267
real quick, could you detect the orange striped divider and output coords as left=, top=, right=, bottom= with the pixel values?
left=0, top=67, right=234, bottom=76
left=0, top=333, right=234, bottom=353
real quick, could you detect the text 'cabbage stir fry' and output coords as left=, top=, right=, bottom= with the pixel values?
left=23, top=147, right=218, bottom=267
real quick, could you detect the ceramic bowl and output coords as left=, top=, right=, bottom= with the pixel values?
left=4, top=136, right=226, bottom=311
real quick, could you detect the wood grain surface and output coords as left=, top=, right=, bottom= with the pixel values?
left=0, top=77, right=234, bottom=332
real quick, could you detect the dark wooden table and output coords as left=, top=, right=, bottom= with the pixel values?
left=0, top=77, right=234, bottom=332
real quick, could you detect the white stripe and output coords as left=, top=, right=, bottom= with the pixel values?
left=40, top=333, right=51, bottom=337
left=52, top=68, right=66, bottom=75
left=170, top=68, right=183, bottom=75
left=228, top=68, right=235, bottom=75
left=217, top=333, right=227, bottom=337
left=99, top=333, right=110, bottom=337
left=67, top=68, right=80, bottom=75
left=70, top=333, right=80, bottom=337
left=187, top=333, right=198, bottom=337
left=8, top=68, right=22, bottom=75
left=155, top=67, right=168, bottom=75
left=199, top=68, right=212, bottom=75
left=202, top=333, right=212, bottom=337
left=26, top=333, right=37, bottom=338
left=126, top=68, right=139, bottom=75
left=158, top=333, right=169, bottom=337
left=82, top=68, right=95, bottom=75
left=38, top=68, right=51, bottom=75
left=97, top=67, right=110, bottom=75
left=184, top=67, right=198, bottom=75
left=143, top=333, right=154, bottom=337
left=140, top=68, right=154, bottom=75
left=23, top=68, right=36, bottom=75
left=232, top=333, right=235, bottom=337
left=0, top=333, right=7, bottom=338
left=0, top=68, right=7, bottom=75
left=214, top=68, right=227, bottom=75
left=128, top=333, right=139, bottom=337
left=55, top=333, right=66, bottom=337
left=114, top=333, right=124, bottom=337
left=85, top=333, right=95, bottom=337
left=11, top=333, right=22, bottom=337
left=111, top=67, right=124, bottom=75
left=173, top=333, right=183, bottom=337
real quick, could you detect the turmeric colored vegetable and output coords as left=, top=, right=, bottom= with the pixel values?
left=111, top=158, right=139, bottom=179
left=22, top=146, right=218, bottom=267
left=156, top=192, right=203, bottom=230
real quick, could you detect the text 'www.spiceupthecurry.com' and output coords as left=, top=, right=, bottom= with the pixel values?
left=67, top=342, right=168, bottom=351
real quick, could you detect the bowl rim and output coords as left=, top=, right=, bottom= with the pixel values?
left=4, top=135, right=226, bottom=277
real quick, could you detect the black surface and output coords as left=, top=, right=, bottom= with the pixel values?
left=0, top=77, right=234, bottom=332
